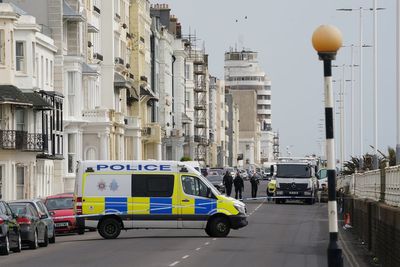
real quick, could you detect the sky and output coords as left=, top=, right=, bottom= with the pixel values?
left=158, top=0, right=397, bottom=160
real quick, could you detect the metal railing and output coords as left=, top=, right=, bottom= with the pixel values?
left=338, top=166, right=400, bottom=207
left=385, top=166, right=400, bottom=207
left=0, top=130, right=47, bottom=152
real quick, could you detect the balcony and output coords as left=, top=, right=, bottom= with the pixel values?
left=82, top=109, right=111, bottom=123
left=125, top=116, right=141, bottom=129
left=194, top=135, right=208, bottom=145
left=0, top=130, right=48, bottom=152
left=112, top=112, right=125, bottom=125
left=141, top=123, right=161, bottom=143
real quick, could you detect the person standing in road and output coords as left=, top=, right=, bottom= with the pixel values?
left=250, top=171, right=260, bottom=199
left=233, top=171, right=244, bottom=200
left=223, top=171, right=233, bottom=197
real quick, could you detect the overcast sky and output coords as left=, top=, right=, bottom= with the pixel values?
left=158, top=0, right=397, bottom=159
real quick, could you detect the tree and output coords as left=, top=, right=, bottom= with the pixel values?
left=180, top=156, right=192, bottom=162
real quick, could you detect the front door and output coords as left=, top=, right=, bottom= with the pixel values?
left=180, top=175, right=216, bottom=229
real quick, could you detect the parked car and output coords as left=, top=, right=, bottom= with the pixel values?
left=239, top=169, right=249, bottom=180
left=206, top=171, right=225, bottom=193
left=0, top=200, right=21, bottom=255
left=9, top=202, right=48, bottom=249
left=10, top=199, right=55, bottom=244
left=45, top=193, right=84, bottom=235
left=224, top=167, right=236, bottom=177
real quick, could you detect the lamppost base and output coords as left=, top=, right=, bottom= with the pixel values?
left=327, top=241, right=343, bottom=267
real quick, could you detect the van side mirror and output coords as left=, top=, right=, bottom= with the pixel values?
left=270, top=165, right=274, bottom=176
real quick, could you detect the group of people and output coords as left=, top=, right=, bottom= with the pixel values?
left=222, top=170, right=260, bottom=200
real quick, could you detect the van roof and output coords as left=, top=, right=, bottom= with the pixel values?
left=78, top=160, right=200, bottom=174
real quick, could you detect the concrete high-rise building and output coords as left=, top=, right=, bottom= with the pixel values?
left=224, top=49, right=274, bottom=167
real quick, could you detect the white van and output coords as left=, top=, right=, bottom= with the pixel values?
left=74, top=160, right=248, bottom=239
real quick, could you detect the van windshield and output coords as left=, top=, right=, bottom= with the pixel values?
left=276, top=164, right=312, bottom=178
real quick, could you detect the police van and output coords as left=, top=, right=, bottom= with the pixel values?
left=74, top=160, right=248, bottom=239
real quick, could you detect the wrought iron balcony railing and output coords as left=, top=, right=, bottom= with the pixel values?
left=0, top=130, right=48, bottom=152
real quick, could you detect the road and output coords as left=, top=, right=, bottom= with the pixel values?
left=1, top=181, right=358, bottom=267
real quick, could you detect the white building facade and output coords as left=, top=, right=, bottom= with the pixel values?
left=0, top=3, right=62, bottom=200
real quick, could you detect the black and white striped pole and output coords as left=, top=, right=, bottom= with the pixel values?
left=312, top=25, right=343, bottom=267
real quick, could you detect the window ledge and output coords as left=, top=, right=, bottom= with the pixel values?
left=15, top=72, right=28, bottom=77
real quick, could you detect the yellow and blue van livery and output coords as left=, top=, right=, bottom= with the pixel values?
left=74, top=161, right=248, bottom=239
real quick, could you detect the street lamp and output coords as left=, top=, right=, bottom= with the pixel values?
left=312, top=25, right=344, bottom=267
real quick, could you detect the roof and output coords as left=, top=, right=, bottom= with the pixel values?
left=63, top=0, right=85, bottom=22
left=45, top=193, right=73, bottom=199
left=23, top=92, right=53, bottom=110
left=82, top=62, right=98, bottom=76
left=114, top=72, right=131, bottom=89
left=182, top=112, right=192, bottom=124
left=0, top=85, right=32, bottom=106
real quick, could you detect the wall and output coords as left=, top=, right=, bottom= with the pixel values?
left=343, top=197, right=400, bottom=267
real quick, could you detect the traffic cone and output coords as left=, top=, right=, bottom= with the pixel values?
left=343, top=213, right=352, bottom=229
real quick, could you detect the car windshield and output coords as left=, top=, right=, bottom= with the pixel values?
left=276, top=164, right=312, bottom=178
left=206, top=175, right=222, bottom=182
left=45, top=197, right=73, bottom=210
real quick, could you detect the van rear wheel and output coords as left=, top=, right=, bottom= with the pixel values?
left=208, top=217, right=230, bottom=237
left=98, top=218, right=121, bottom=239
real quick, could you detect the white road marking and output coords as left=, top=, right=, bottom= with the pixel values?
left=195, top=247, right=201, bottom=251
left=212, top=238, right=217, bottom=241
left=169, top=261, right=180, bottom=267
left=182, top=255, right=190, bottom=259
left=204, top=242, right=210, bottom=245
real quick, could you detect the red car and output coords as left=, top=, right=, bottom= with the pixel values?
left=45, top=194, right=84, bottom=235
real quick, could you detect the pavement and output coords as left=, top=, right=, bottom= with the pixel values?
left=0, top=180, right=373, bottom=267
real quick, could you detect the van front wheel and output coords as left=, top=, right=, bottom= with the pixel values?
left=208, top=217, right=230, bottom=237
left=98, top=218, right=121, bottom=239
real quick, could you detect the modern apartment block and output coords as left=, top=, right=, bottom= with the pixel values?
left=0, top=3, right=63, bottom=200
left=224, top=49, right=274, bottom=167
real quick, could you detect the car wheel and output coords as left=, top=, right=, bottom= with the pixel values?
left=49, top=229, right=56, bottom=244
left=0, top=235, right=10, bottom=255
left=11, top=233, right=21, bottom=253
left=98, top=218, right=121, bottom=239
left=39, top=228, right=48, bottom=247
left=29, top=229, right=39, bottom=249
left=208, top=217, right=230, bottom=238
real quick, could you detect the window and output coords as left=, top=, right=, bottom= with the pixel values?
left=181, top=176, right=209, bottom=198
left=0, top=30, right=4, bottom=64
left=46, top=58, right=49, bottom=85
left=16, top=166, right=25, bottom=199
left=68, top=134, right=76, bottom=173
left=15, top=109, right=25, bottom=131
left=32, top=42, right=36, bottom=76
left=16, top=41, right=26, bottom=72
left=185, top=64, right=190, bottom=79
left=0, top=202, right=6, bottom=214
left=50, top=61, right=53, bottom=85
left=114, top=36, right=119, bottom=58
left=67, top=71, right=77, bottom=116
left=185, top=92, right=190, bottom=108
left=131, top=175, right=174, bottom=197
